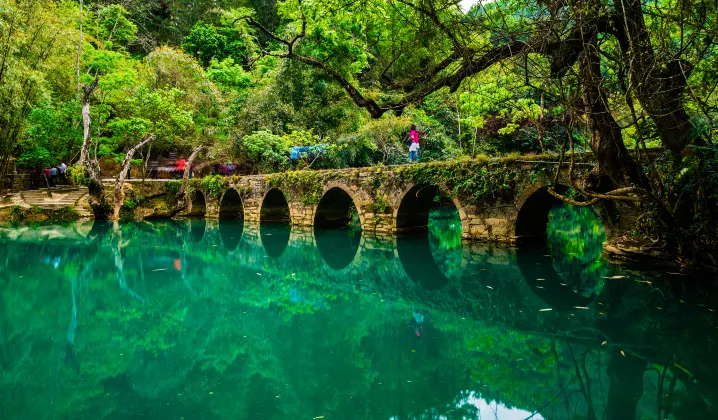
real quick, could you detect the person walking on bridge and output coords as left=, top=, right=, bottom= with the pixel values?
left=175, top=157, right=186, bottom=179
left=408, top=124, right=420, bottom=163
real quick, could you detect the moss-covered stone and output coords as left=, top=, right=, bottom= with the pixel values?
left=0, top=206, right=79, bottom=222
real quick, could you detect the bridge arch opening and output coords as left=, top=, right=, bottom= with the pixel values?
left=396, top=185, right=464, bottom=290
left=260, top=188, right=290, bottom=223
left=260, top=188, right=291, bottom=258
left=218, top=189, right=244, bottom=250
left=314, top=187, right=362, bottom=270
left=219, top=189, right=244, bottom=220
left=516, top=186, right=609, bottom=309
left=314, top=187, right=360, bottom=229
left=396, top=185, right=463, bottom=232
left=188, top=192, right=206, bottom=217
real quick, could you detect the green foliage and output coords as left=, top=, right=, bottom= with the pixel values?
left=397, top=160, right=522, bottom=202
left=67, top=165, right=91, bottom=187
left=636, top=146, right=718, bottom=260
left=207, top=58, right=253, bottom=90
left=233, top=131, right=292, bottom=173
left=122, top=198, right=138, bottom=211
left=366, top=195, right=390, bottom=214
left=201, top=174, right=228, bottom=199
left=165, top=180, right=182, bottom=195
left=182, top=21, right=257, bottom=68
left=7, top=206, right=79, bottom=222
left=266, top=170, right=323, bottom=205
left=92, top=5, right=138, bottom=47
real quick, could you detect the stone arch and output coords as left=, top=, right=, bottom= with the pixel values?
left=260, top=188, right=291, bottom=223
left=219, top=188, right=244, bottom=220
left=188, top=191, right=206, bottom=217
left=515, top=184, right=606, bottom=309
left=515, top=184, right=580, bottom=240
left=392, top=184, right=467, bottom=290
left=393, top=184, right=466, bottom=232
left=314, top=184, right=364, bottom=229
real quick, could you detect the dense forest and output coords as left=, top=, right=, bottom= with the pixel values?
left=0, top=0, right=717, bottom=265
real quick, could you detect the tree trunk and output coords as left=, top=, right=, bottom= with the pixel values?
left=79, top=77, right=98, bottom=173
left=178, top=145, right=204, bottom=196
left=579, top=32, right=640, bottom=188
left=112, top=134, right=154, bottom=220
left=617, top=0, right=694, bottom=154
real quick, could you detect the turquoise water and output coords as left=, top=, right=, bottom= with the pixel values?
left=1, top=206, right=717, bottom=419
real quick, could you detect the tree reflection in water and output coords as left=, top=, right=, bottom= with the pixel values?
left=547, top=203, right=609, bottom=298
left=0, top=220, right=717, bottom=419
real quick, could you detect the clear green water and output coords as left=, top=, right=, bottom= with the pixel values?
left=1, top=206, right=717, bottom=419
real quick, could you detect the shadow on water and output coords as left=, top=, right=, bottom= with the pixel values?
left=315, top=227, right=362, bottom=270
left=219, top=219, right=244, bottom=251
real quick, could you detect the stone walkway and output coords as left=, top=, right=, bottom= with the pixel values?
left=0, top=187, right=93, bottom=217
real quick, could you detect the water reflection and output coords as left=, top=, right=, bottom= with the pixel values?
left=260, top=222, right=291, bottom=258
left=189, top=218, right=206, bottom=242
left=0, top=218, right=717, bottom=420
left=314, top=227, right=361, bottom=270
left=219, top=219, right=244, bottom=251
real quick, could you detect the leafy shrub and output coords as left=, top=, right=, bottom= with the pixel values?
left=232, top=131, right=292, bottom=173
left=165, top=180, right=182, bottom=195
left=201, top=175, right=228, bottom=199
left=67, top=165, right=91, bottom=187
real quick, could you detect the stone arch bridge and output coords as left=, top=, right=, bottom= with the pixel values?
left=171, top=158, right=639, bottom=243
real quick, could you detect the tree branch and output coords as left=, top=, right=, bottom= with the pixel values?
left=112, top=134, right=154, bottom=220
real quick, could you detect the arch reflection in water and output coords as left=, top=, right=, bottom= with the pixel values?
left=314, top=187, right=362, bottom=270
left=396, top=186, right=463, bottom=290
left=218, top=219, right=244, bottom=251
left=188, top=219, right=206, bottom=243
left=260, top=223, right=291, bottom=258
left=517, top=202, right=609, bottom=310
left=315, top=228, right=362, bottom=270
left=259, top=188, right=292, bottom=258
